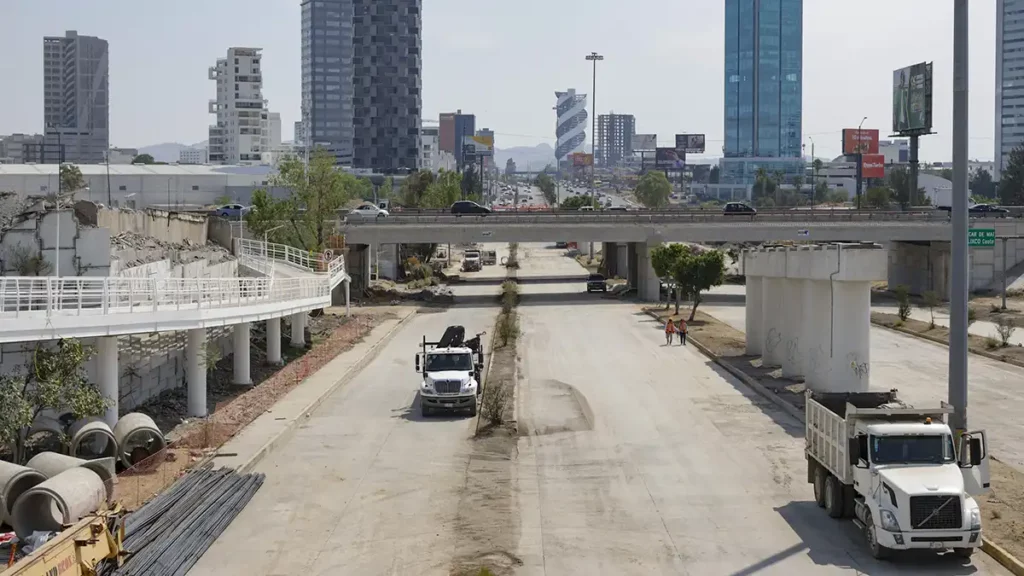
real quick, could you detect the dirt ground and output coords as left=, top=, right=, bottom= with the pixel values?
left=645, top=305, right=1024, bottom=562
left=113, top=309, right=396, bottom=510
left=872, top=285, right=1024, bottom=325
left=871, top=311, right=1024, bottom=369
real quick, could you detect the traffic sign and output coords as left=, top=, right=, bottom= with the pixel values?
left=968, top=228, right=995, bottom=248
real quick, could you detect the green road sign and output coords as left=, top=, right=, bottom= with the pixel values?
left=968, top=228, right=995, bottom=248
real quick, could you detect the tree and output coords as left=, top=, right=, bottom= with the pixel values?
left=560, top=195, right=597, bottom=210
left=940, top=168, right=954, bottom=182
left=864, top=186, right=891, bottom=209
left=886, top=166, right=926, bottom=209
left=243, top=189, right=284, bottom=241
left=970, top=168, right=996, bottom=199
left=400, top=170, right=437, bottom=207
left=58, top=164, right=86, bottom=199
left=814, top=180, right=829, bottom=205
left=262, top=148, right=366, bottom=251
left=752, top=167, right=777, bottom=203
left=420, top=169, right=463, bottom=208
left=709, top=165, right=720, bottom=184
left=650, top=243, right=687, bottom=312
left=672, top=248, right=726, bottom=321
left=131, top=153, right=156, bottom=164
left=791, top=174, right=804, bottom=195
left=634, top=171, right=671, bottom=209
left=535, top=173, right=557, bottom=205
left=0, top=339, right=108, bottom=464
left=999, top=146, right=1024, bottom=206
left=380, top=176, right=394, bottom=201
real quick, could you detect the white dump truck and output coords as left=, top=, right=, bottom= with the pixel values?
left=805, top=389, right=990, bottom=560
left=462, top=250, right=482, bottom=272
left=415, top=326, right=484, bottom=417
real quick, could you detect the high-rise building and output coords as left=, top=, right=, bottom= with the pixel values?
left=208, top=48, right=269, bottom=165
left=555, top=89, right=587, bottom=166
left=269, top=112, right=282, bottom=149
left=179, top=147, right=209, bottom=165
left=596, top=114, right=635, bottom=167
left=721, top=0, right=803, bottom=183
left=301, top=0, right=422, bottom=173
left=294, top=120, right=305, bottom=146
left=439, top=112, right=475, bottom=169
left=439, top=113, right=456, bottom=153
left=42, top=31, right=109, bottom=164
left=996, top=0, right=1024, bottom=180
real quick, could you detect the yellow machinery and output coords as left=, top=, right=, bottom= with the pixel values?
left=2, top=508, right=124, bottom=576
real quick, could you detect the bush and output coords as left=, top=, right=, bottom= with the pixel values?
left=499, top=280, right=519, bottom=313
left=996, top=317, right=1017, bottom=347
left=986, top=336, right=1000, bottom=350
left=922, top=291, right=940, bottom=329
left=404, top=256, right=432, bottom=281
left=497, top=312, right=520, bottom=348
left=481, top=381, right=512, bottom=426
left=893, top=285, right=912, bottom=322
left=968, top=307, right=978, bottom=327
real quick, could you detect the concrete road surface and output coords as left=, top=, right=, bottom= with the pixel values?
left=703, top=284, right=1024, bottom=472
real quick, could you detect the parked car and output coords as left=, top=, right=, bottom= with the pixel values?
left=348, top=203, right=389, bottom=219
left=586, top=273, right=608, bottom=293
left=969, top=204, right=1009, bottom=217
left=213, top=204, right=250, bottom=218
left=723, top=202, right=757, bottom=216
left=451, top=200, right=491, bottom=215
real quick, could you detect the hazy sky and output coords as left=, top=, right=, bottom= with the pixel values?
left=0, top=1, right=1000, bottom=162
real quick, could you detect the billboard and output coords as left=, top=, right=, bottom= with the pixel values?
left=842, top=129, right=879, bottom=155
left=632, top=134, right=657, bottom=152
left=570, top=152, right=593, bottom=167
left=675, top=134, right=706, bottom=154
left=462, top=135, right=494, bottom=157
left=862, top=154, right=885, bottom=179
left=892, top=62, right=933, bottom=134
left=655, top=148, right=685, bottom=170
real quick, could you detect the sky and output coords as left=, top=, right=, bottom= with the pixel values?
left=0, top=0, right=1000, bottom=163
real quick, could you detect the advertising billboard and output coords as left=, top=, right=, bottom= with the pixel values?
left=892, top=62, right=933, bottom=135
left=655, top=148, right=685, bottom=170
left=462, top=135, right=494, bottom=157
left=632, top=134, right=657, bottom=152
left=862, top=154, right=885, bottom=179
left=570, top=152, right=594, bottom=167
left=842, top=129, right=879, bottom=155
left=675, top=134, right=706, bottom=154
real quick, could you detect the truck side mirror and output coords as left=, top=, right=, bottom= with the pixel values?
left=415, top=354, right=421, bottom=373
left=969, top=438, right=982, bottom=466
left=477, top=351, right=484, bottom=365
left=848, top=437, right=861, bottom=466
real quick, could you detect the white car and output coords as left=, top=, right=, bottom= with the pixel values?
left=348, top=204, right=389, bottom=219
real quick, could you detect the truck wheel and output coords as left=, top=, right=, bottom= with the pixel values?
left=953, top=547, right=974, bottom=559
left=468, top=397, right=478, bottom=417
left=421, top=404, right=433, bottom=418
left=864, top=514, right=891, bottom=560
left=813, top=466, right=827, bottom=508
left=824, top=475, right=843, bottom=519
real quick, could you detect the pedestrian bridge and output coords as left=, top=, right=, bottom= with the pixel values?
left=341, top=209, right=977, bottom=245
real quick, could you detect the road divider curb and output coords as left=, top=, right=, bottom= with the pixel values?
left=235, top=310, right=418, bottom=474
left=871, top=319, right=1024, bottom=370
left=645, top=307, right=1024, bottom=573
left=474, top=311, right=503, bottom=437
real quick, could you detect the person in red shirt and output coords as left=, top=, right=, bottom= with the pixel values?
left=677, top=318, right=688, bottom=346
left=664, top=318, right=676, bottom=346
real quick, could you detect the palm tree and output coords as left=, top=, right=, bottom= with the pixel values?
left=753, top=167, right=769, bottom=200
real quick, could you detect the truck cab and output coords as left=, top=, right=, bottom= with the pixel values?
left=415, top=327, right=484, bottom=417
left=806, top=390, right=989, bottom=560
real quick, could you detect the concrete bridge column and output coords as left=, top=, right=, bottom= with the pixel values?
left=781, top=279, right=806, bottom=378
left=96, top=336, right=118, bottom=427
left=744, top=276, right=763, bottom=356
left=603, top=243, right=618, bottom=277
left=290, top=312, right=306, bottom=348
left=627, top=242, right=639, bottom=290
left=344, top=279, right=351, bottom=316
left=186, top=328, right=207, bottom=417
left=829, top=281, right=872, bottom=392
left=233, top=322, right=252, bottom=386
left=266, top=318, right=282, bottom=366
left=803, top=280, right=833, bottom=390
left=761, top=278, right=784, bottom=367
left=639, top=242, right=660, bottom=302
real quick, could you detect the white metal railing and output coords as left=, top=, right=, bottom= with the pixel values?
left=236, top=238, right=347, bottom=282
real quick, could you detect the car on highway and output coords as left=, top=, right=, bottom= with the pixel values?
left=450, top=200, right=491, bottom=215
left=348, top=203, right=389, bottom=219
left=723, top=202, right=757, bottom=216
left=607, top=206, right=628, bottom=212
left=213, top=203, right=250, bottom=218
left=586, top=273, right=607, bottom=293
left=968, top=204, right=1010, bottom=217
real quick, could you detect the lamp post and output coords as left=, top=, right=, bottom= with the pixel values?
left=856, top=116, right=867, bottom=209
left=808, top=136, right=816, bottom=208
left=585, top=52, right=604, bottom=203
left=949, top=0, right=969, bottom=433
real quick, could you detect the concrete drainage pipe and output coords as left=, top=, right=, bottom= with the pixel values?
left=112, top=413, right=166, bottom=468
left=25, top=415, right=67, bottom=457
left=0, top=461, right=46, bottom=527
left=68, top=418, right=117, bottom=460
left=10, top=467, right=106, bottom=538
left=26, top=452, right=117, bottom=501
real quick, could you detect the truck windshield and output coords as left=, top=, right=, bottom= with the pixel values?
left=871, top=435, right=956, bottom=465
left=425, top=353, right=473, bottom=372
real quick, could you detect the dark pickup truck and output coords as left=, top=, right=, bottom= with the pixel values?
left=586, top=274, right=607, bottom=293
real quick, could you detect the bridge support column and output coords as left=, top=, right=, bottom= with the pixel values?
left=803, top=280, right=832, bottom=389
left=761, top=278, right=784, bottom=367
left=97, top=336, right=118, bottom=427
left=266, top=318, right=282, bottom=366
left=744, top=276, right=763, bottom=356
left=290, top=312, right=306, bottom=348
left=639, top=242, right=660, bottom=302
left=233, top=322, right=252, bottom=386
left=187, top=328, right=207, bottom=417
left=781, top=279, right=806, bottom=378
left=344, top=279, right=351, bottom=316
left=829, top=281, right=872, bottom=392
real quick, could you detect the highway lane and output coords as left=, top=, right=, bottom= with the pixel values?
left=510, top=244, right=1010, bottom=574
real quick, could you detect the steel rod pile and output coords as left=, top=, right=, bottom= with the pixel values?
left=103, top=464, right=264, bottom=576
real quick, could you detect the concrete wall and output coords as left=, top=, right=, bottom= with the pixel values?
left=97, top=207, right=208, bottom=245
left=0, top=209, right=110, bottom=277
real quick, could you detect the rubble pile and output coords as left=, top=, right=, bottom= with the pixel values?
left=110, top=231, right=233, bottom=268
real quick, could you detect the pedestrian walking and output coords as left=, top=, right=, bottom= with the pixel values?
left=664, top=318, right=676, bottom=346
left=677, top=318, right=688, bottom=346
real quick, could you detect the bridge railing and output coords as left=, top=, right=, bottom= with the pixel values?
left=236, top=237, right=347, bottom=285
left=0, top=275, right=330, bottom=318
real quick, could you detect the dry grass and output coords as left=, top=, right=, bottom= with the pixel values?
left=871, top=312, right=1024, bottom=369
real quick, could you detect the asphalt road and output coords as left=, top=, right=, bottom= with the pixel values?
left=703, top=283, right=1024, bottom=472
left=192, top=244, right=1012, bottom=575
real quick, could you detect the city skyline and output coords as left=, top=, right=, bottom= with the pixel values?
left=0, top=0, right=1003, bottom=163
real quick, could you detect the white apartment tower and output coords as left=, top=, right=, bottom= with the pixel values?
left=997, top=0, right=1024, bottom=180
left=208, top=47, right=269, bottom=165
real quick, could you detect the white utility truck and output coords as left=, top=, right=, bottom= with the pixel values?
left=462, top=250, right=482, bottom=272
left=805, top=389, right=989, bottom=560
left=415, top=326, right=484, bottom=417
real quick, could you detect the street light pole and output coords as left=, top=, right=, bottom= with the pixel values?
left=585, top=52, right=604, bottom=203
left=949, top=0, right=970, bottom=434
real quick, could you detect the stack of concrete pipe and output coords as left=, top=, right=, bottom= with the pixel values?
left=0, top=461, right=46, bottom=527
left=67, top=418, right=117, bottom=460
left=112, top=412, right=166, bottom=468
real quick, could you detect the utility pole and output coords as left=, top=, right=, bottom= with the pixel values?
left=586, top=52, right=603, bottom=203
left=856, top=116, right=867, bottom=209
left=949, top=0, right=969, bottom=434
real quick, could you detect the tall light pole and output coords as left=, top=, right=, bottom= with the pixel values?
left=585, top=52, right=603, bottom=202
left=949, top=0, right=969, bottom=434
left=856, top=116, right=867, bottom=209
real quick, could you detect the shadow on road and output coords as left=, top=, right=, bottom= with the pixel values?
left=392, top=393, right=476, bottom=423
left=454, top=291, right=632, bottom=309
left=456, top=274, right=588, bottom=285
left=703, top=292, right=746, bottom=306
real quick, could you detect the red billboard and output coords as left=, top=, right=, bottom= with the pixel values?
left=570, top=152, right=593, bottom=167
left=842, top=129, right=880, bottom=155
left=862, top=154, right=885, bottom=179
